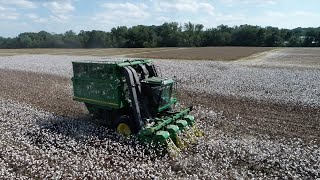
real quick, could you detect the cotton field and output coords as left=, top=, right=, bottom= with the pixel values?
left=0, top=48, right=319, bottom=179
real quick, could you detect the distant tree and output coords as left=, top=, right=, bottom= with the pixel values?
left=126, top=25, right=157, bottom=48
left=317, top=30, right=320, bottom=47
left=182, top=22, right=204, bottom=47
left=292, top=27, right=304, bottom=37
left=2, top=37, right=19, bottom=48
left=256, top=28, right=266, bottom=46
left=155, top=22, right=182, bottom=47
left=86, top=30, right=111, bottom=48
left=194, top=24, right=204, bottom=47
left=111, top=26, right=128, bottom=48
left=279, top=29, right=292, bottom=42
left=217, top=25, right=232, bottom=45
left=183, top=22, right=195, bottom=46
left=202, top=29, right=231, bottom=46
left=63, top=30, right=81, bottom=48
left=287, top=36, right=301, bottom=47
left=0, top=23, right=320, bottom=48
left=0, top=37, right=4, bottom=48
left=78, top=30, right=90, bottom=48
left=231, top=25, right=260, bottom=46
left=264, top=27, right=283, bottom=47
left=303, top=29, right=317, bottom=47
left=18, top=34, right=33, bottom=48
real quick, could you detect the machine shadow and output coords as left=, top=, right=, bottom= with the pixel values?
left=24, top=114, right=163, bottom=157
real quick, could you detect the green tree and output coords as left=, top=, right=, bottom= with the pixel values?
left=317, top=30, right=320, bottom=47
left=287, top=36, right=301, bottom=47
left=0, top=37, right=5, bottom=48
left=18, top=34, right=33, bottom=48
left=63, top=30, right=81, bottom=48
left=86, top=30, right=111, bottom=48
left=182, top=22, right=204, bottom=47
left=256, top=28, right=266, bottom=46
left=155, top=22, right=182, bottom=47
left=111, top=26, right=128, bottom=47
left=202, top=27, right=231, bottom=46
left=78, top=30, right=90, bottom=48
left=231, top=25, right=259, bottom=46
left=1, top=23, right=320, bottom=48
left=126, top=25, right=157, bottom=48
left=264, top=27, right=283, bottom=47
left=303, top=29, right=317, bottom=47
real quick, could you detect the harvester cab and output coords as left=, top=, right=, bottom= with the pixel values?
left=72, top=59, right=202, bottom=154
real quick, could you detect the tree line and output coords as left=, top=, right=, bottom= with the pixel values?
left=0, top=22, right=320, bottom=48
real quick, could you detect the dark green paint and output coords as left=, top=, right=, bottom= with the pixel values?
left=72, top=59, right=196, bottom=146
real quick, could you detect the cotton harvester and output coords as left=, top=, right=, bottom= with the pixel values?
left=71, top=59, right=202, bottom=154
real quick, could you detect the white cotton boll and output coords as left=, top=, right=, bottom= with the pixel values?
left=0, top=51, right=320, bottom=179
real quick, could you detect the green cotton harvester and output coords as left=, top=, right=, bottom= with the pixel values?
left=71, top=59, right=202, bottom=154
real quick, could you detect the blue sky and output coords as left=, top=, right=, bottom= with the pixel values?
left=0, top=0, right=319, bottom=37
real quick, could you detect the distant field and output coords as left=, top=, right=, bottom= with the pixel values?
left=0, top=48, right=171, bottom=57
left=237, top=47, right=320, bottom=68
left=128, top=47, right=275, bottom=60
left=0, top=47, right=274, bottom=60
left=0, top=47, right=320, bottom=179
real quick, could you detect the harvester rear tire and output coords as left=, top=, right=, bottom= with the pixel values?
left=113, top=116, right=133, bottom=136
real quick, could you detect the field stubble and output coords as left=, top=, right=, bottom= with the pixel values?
left=128, top=47, right=274, bottom=60
left=0, top=47, right=274, bottom=61
left=0, top=48, right=320, bottom=179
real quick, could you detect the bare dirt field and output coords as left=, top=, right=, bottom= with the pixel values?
left=0, top=48, right=319, bottom=179
left=0, top=48, right=171, bottom=57
left=128, top=47, right=274, bottom=60
left=0, top=47, right=274, bottom=60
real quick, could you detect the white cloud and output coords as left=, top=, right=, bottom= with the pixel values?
left=50, top=14, right=70, bottom=22
left=43, top=1, right=75, bottom=22
left=215, top=13, right=246, bottom=22
left=26, top=13, right=47, bottom=23
left=156, top=0, right=214, bottom=15
left=0, top=12, right=19, bottom=20
left=43, top=1, right=75, bottom=14
left=26, top=13, right=37, bottom=19
left=248, top=10, right=320, bottom=28
left=293, top=11, right=320, bottom=17
left=93, top=2, right=150, bottom=25
left=0, top=0, right=36, bottom=9
left=221, top=0, right=277, bottom=7
left=102, top=2, right=147, bottom=12
left=243, top=0, right=276, bottom=5
left=0, top=4, right=20, bottom=20
left=199, top=3, right=215, bottom=15
left=156, top=16, right=170, bottom=22
left=266, top=11, right=320, bottom=18
left=34, top=18, right=47, bottom=23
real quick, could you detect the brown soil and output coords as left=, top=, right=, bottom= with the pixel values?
left=0, top=48, right=171, bottom=57
left=129, top=47, right=274, bottom=60
left=0, top=69, right=87, bottom=118
left=1, top=69, right=319, bottom=144
left=178, top=91, right=320, bottom=144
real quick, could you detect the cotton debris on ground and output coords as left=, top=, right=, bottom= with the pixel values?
left=0, top=48, right=319, bottom=179
left=1, top=51, right=320, bottom=107
left=0, top=99, right=319, bottom=179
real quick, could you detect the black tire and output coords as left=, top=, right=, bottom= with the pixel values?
left=112, top=115, right=135, bottom=135
left=85, top=103, right=103, bottom=118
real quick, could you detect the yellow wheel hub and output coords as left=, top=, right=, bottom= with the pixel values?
left=116, top=123, right=132, bottom=136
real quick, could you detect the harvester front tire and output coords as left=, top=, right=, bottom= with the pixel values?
left=113, top=116, right=133, bottom=136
